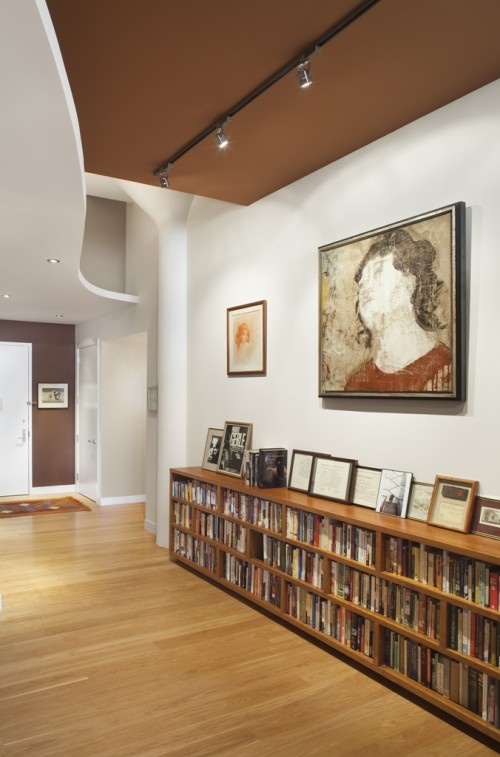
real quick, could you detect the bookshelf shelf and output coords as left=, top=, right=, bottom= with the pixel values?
left=170, top=466, right=500, bottom=743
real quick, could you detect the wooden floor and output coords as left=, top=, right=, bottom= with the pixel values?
left=0, top=499, right=499, bottom=757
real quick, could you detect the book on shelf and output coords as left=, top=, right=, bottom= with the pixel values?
left=244, top=449, right=259, bottom=486
left=257, top=448, right=288, bottom=488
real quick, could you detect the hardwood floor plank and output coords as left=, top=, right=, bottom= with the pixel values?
left=1, top=500, right=498, bottom=755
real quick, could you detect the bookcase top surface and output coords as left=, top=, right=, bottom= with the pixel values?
left=171, top=467, right=500, bottom=564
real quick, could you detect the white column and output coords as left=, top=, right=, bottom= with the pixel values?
left=155, top=214, right=189, bottom=547
left=117, top=182, right=193, bottom=547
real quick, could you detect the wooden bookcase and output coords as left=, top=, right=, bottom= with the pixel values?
left=169, top=466, right=500, bottom=743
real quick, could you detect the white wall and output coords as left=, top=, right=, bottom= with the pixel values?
left=81, top=196, right=126, bottom=293
left=100, top=333, right=147, bottom=502
left=76, top=201, right=159, bottom=526
left=186, top=79, right=500, bottom=498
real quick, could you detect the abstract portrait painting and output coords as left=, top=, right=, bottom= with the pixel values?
left=319, top=202, right=465, bottom=399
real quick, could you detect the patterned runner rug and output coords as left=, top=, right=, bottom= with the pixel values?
left=0, top=496, right=91, bottom=518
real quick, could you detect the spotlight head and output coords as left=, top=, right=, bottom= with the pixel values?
left=159, top=171, right=169, bottom=189
left=215, top=126, right=229, bottom=149
left=297, top=61, right=312, bottom=88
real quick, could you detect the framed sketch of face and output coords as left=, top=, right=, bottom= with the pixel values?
left=227, top=301, right=267, bottom=376
left=318, top=202, right=466, bottom=399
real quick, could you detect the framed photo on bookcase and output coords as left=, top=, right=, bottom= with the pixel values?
left=407, top=481, right=433, bottom=521
left=217, top=421, right=253, bottom=478
left=470, top=496, right=500, bottom=539
left=352, top=466, right=382, bottom=509
left=427, top=475, right=478, bottom=533
left=288, top=450, right=316, bottom=493
left=202, top=427, right=223, bottom=472
left=309, top=455, right=357, bottom=504
left=376, top=469, right=412, bottom=518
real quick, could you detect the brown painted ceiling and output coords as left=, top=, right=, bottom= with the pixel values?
left=46, top=0, right=500, bottom=206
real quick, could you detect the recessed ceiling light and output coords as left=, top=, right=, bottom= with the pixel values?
left=2, top=293, right=10, bottom=299
left=47, top=258, right=60, bottom=264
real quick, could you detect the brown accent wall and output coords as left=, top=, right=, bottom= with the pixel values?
left=0, top=320, right=75, bottom=487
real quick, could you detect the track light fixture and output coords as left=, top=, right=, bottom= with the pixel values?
left=153, top=0, right=381, bottom=187
left=158, top=164, right=172, bottom=189
left=215, top=126, right=229, bottom=149
left=297, top=60, right=312, bottom=88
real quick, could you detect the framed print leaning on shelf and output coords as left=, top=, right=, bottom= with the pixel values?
left=309, top=455, right=357, bottom=504
left=38, top=382, right=68, bottom=409
left=202, top=427, right=224, bottom=472
left=376, top=469, right=412, bottom=518
left=288, top=450, right=316, bottom=493
left=227, top=300, right=267, bottom=376
left=217, top=421, right=253, bottom=478
left=427, top=475, right=478, bottom=533
left=352, top=466, right=382, bottom=509
left=470, top=496, right=500, bottom=540
left=318, top=201, right=465, bottom=399
left=407, top=481, right=434, bottom=521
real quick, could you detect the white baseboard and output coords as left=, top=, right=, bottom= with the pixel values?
left=98, top=494, right=145, bottom=506
left=30, top=485, right=76, bottom=495
left=144, top=518, right=156, bottom=534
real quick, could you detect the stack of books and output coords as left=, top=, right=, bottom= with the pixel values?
left=245, top=448, right=287, bottom=488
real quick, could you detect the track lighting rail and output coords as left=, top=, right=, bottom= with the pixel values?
left=154, top=0, right=380, bottom=184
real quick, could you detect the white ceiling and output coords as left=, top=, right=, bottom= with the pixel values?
left=0, top=1, right=138, bottom=326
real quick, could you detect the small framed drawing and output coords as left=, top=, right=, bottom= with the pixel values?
left=288, top=450, right=316, bottom=493
left=227, top=300, right=267, bottom=376
left=38, top=382, right=68, bottom=409
left=407, top=482, right=434, bottom=521
left=352, top=466, right=382, bottom=509
left=202, top=427, right=224, bottom=472
left=309, top=455, right=357, bottom=504
left=376, top=469, right=412, bottom=518
left=217, top=421, right=253, bottom=478
left=471, top=496, right=500, bottom=540
left=427, top=475, right=478, bottom=533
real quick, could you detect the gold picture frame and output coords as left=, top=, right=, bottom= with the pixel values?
left=427, top=475, right=478, bottom=533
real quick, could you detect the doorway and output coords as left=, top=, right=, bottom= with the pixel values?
left=0, top=342, right=31, bottom=495
left=77, top=342, right=98, bottom=502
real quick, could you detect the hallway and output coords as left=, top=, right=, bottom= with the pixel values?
left=0, top=500, right=497, bottom=756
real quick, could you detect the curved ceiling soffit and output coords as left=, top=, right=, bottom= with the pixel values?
left=39, top=3, right=140, bottom=308
left=4, top=2, right=138, bottom=322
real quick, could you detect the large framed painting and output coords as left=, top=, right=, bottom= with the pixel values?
left=318, top=202, right=466, bottom=399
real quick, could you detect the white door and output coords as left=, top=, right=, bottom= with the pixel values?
left=78, top=343, right=98, bottom=502
left=0, top=342, right=31, bottom=495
